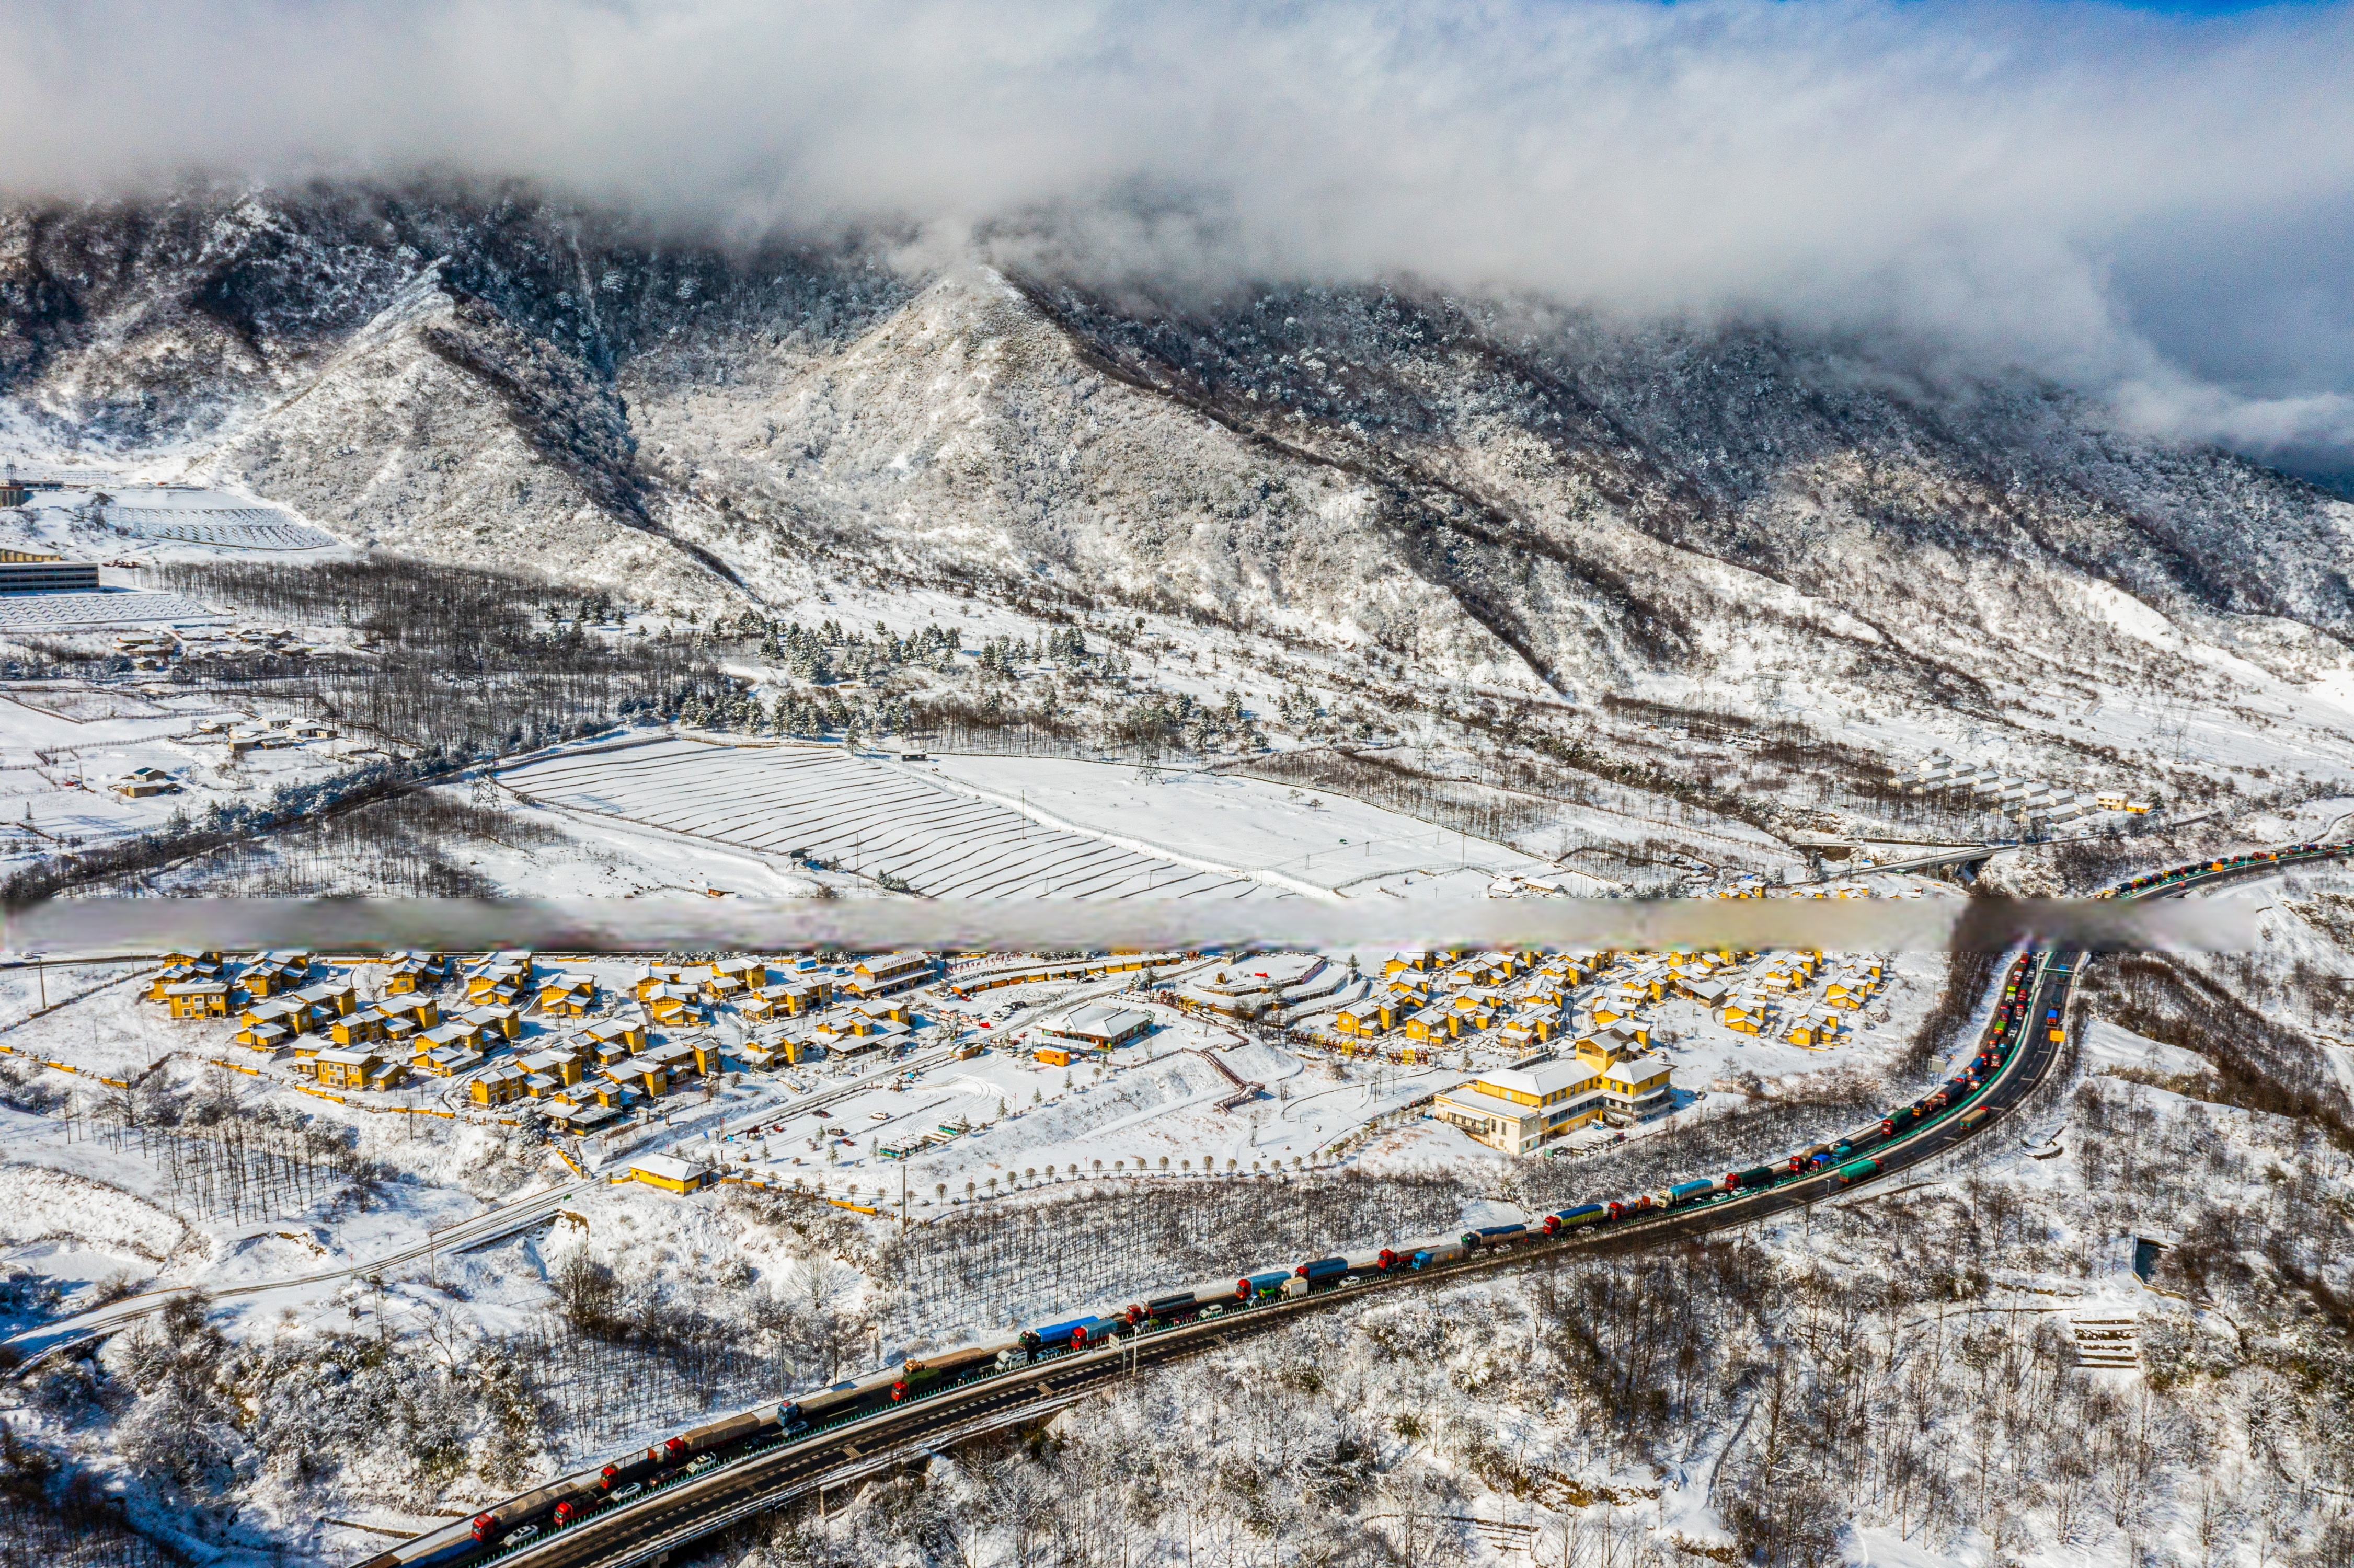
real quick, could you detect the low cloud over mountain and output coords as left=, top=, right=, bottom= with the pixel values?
left=3, top=0, right=2352, bottom=468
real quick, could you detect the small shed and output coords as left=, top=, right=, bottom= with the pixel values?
left=629, top=1154, right=708, bottom=1195
left=113, top=768, right=179, bottom=798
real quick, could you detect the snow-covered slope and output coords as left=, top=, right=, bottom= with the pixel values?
left=8, top=183, right=2354, bottom=783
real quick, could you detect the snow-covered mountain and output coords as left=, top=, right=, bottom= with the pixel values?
left=7, top=182, right=2354, bottom=785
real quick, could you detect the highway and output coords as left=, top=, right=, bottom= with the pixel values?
left=414, top=843, right=2339, bottom=1568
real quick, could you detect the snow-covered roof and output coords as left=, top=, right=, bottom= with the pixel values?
left=1436, top=1082, right=1546, bottom=1121
left=1474, top=1058, right=1590, bottom=1099
left=1601, top=1055, right=1671, bottom=1088
left=1047, top=1003, right=1152, bottom=1041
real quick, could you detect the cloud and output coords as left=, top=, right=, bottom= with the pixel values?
left=3, top=0, right=2353, bottom=461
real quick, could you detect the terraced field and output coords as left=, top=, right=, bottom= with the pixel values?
left=105, top=507, right=339, bottom=550
left=496, top=736, right=1277, bottom=900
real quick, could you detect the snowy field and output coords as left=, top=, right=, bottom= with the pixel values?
left=4, top=479, right=352, bottom=564
left=925, top=753, right=1573, bottom=895
left=496, top=736, right=1598, bottom=901
left=103, top=506, right=338, bottom=550
left=497, top=736, right=1281, bottom=899
left=0, top=683, right=358, bottom=870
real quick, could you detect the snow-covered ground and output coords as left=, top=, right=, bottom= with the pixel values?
left=924, top=752, right=1569, bottom=896
left=0, top=535, right=2342, bottom=1566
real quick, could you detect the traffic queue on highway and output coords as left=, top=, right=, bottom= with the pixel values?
left=360, top=839, right=2351, bottom=1568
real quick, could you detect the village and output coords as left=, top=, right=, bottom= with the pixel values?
left=104, top=890, right=1922, bottom=1217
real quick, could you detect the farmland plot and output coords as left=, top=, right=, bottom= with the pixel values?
left=496, top=736, right=1277, bottom=899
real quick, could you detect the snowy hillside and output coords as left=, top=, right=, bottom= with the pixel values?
left=7, top=186, right=2354, bottom=812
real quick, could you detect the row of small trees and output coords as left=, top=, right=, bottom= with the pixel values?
left=878, top=1169, right=1472, bottom=1340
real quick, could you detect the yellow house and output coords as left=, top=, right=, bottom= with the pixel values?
left=669, top=963, right=743, bottom=1002
left=577, top=1035, right=629, bottom=1070
left=234, top=962, right=295, bottom=999
left=1597, top=1054, right=1673, bottom=1121
left=146, top=966, right=198, bottom=1002
left=536, top=975, right=596, bottom=1017
left=470, top=1065, right=530, bottom=1106
left=715, top=958, right=767, bottom=991
left=561, top=1077, right=635, bottom=1110
left=771, top=980, right=833, bottom=1016
left=311, top=1048, right=382, bottom=1090
left=457, top=1005, right=523, bottom=1042
left=1403, top=1004, right=1459, bottom=1044
left=646, top=987, right=702, bottom=1025
left=1720, top=998, right=1768, bottom=1035
left=848, top=951, right=934, bottom=997
left=633, top=964, right=684, bottom=1002
left=611, top=1058, right=670, bottom=1098
left=240, top=996, right=308, bottom=1035
left=328, top=1012, right=386, bottom=1048
left=383, top=952, right=445, bottom=994
left=163, top=981, right=232, bottom=1020
left=378, top=996, right=441, bottom=1030
left=585, top=1018, right=647, bottom=1052
left=235, top=1021, right=291, bottom=1052
left=292, top=982, right=358, bottom=1019
left=518, top=1047, right=583, bottom=1088
left=1497, top=1019, right=1543, bottom=1053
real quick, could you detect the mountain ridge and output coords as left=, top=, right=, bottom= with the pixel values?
left=6, top=181, right=2354, bottom=791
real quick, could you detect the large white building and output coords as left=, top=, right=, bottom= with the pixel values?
left=1429, top=1041, right=1673, bottom=1155
left=1038, top=1003, right=1154, bottom=1048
